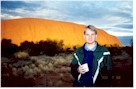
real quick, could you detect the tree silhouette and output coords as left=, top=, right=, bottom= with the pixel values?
left=19, top=41, right=37, bottom=55
left=42, top=39, right=64, bottom=56
left=19, top=39, right=65, bottom=56
left=1, top=39, right=19, bottom=57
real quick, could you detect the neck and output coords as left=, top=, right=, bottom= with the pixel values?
left=86, top=42, right=96, bottom=49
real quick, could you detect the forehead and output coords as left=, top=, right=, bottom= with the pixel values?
left=85, top=29, right=96, bottom=34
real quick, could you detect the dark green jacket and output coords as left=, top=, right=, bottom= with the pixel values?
left=70, top=43, right=112, bottom=86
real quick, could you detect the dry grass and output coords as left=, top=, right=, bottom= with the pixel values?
left=2, top=53, right=74, bottom=87
left=14, top=51, right=29, bottom=59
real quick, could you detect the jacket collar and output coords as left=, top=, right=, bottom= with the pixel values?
left=84, top=42, right=97, bottom=51
left=78, top=42, right=101, bottom=54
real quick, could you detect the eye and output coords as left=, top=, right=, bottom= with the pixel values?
left=85, top=34, right=89, bottom=36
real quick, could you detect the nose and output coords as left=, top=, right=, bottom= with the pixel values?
left=88, top=35, right=92, bottom=38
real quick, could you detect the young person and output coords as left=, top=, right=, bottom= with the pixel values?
left=70, top=25, right=112, bottom=87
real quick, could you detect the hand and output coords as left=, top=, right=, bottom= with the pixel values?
left=78, top=65, right=87, bottom=74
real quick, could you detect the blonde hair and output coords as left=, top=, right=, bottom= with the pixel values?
left=84, top=25, right=97, bottom=34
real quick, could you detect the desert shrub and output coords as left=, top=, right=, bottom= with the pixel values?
left=65, top=54, right=73, bottom=60
left=59, top=73, right=64, bottom=79
left=66, top=67, right=71, bottom=72
left=36, top=60, right=44, bottom=65
left=38, top=64, right=44, bottom=70
left=30, top=64, right=36, bottom=69
left=54, top=56, right=66, bottom=64
left=40, top=65, right=48, bottom=73
left=60, top=67, right=67, bottom=73
left=54, top=80, right=63, bottom=87
left=14, top=51, right=29, bottom=59
left=48, top=63, right=53, bottom=68
left=47, top=65, right=54, bottom=73
left=54, top=68, right=61, bottom=73
left=12, top=67, right=17, bottom=76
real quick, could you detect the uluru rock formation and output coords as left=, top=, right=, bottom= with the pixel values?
left=1, top=18, right=122, bottom=48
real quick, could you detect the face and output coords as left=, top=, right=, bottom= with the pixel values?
left=84, top=29, right=97, bottom=44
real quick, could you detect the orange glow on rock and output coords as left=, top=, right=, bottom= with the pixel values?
left=1, top=18, right=122, bottom=47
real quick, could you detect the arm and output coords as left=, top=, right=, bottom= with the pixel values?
left=70, top=55, right=80, bottom=80
left=107, top=54, right=112, bottom=86
left=103, top=52, right=112, bottom=86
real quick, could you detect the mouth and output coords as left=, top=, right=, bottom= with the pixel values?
left=88, top=39, right=93, bottom=41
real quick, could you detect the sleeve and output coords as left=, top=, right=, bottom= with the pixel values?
left=70, top=54, right=80, bottom=80
left=103, top=48, right=112, bottom=71
left=104, top=50, right=113, bottom=86
left=106, top=53, right=112, bottom=71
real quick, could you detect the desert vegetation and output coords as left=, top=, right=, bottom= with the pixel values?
left=1, top=39, right=133, bottom=87
left=2, top=52, right=74, bottom=87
